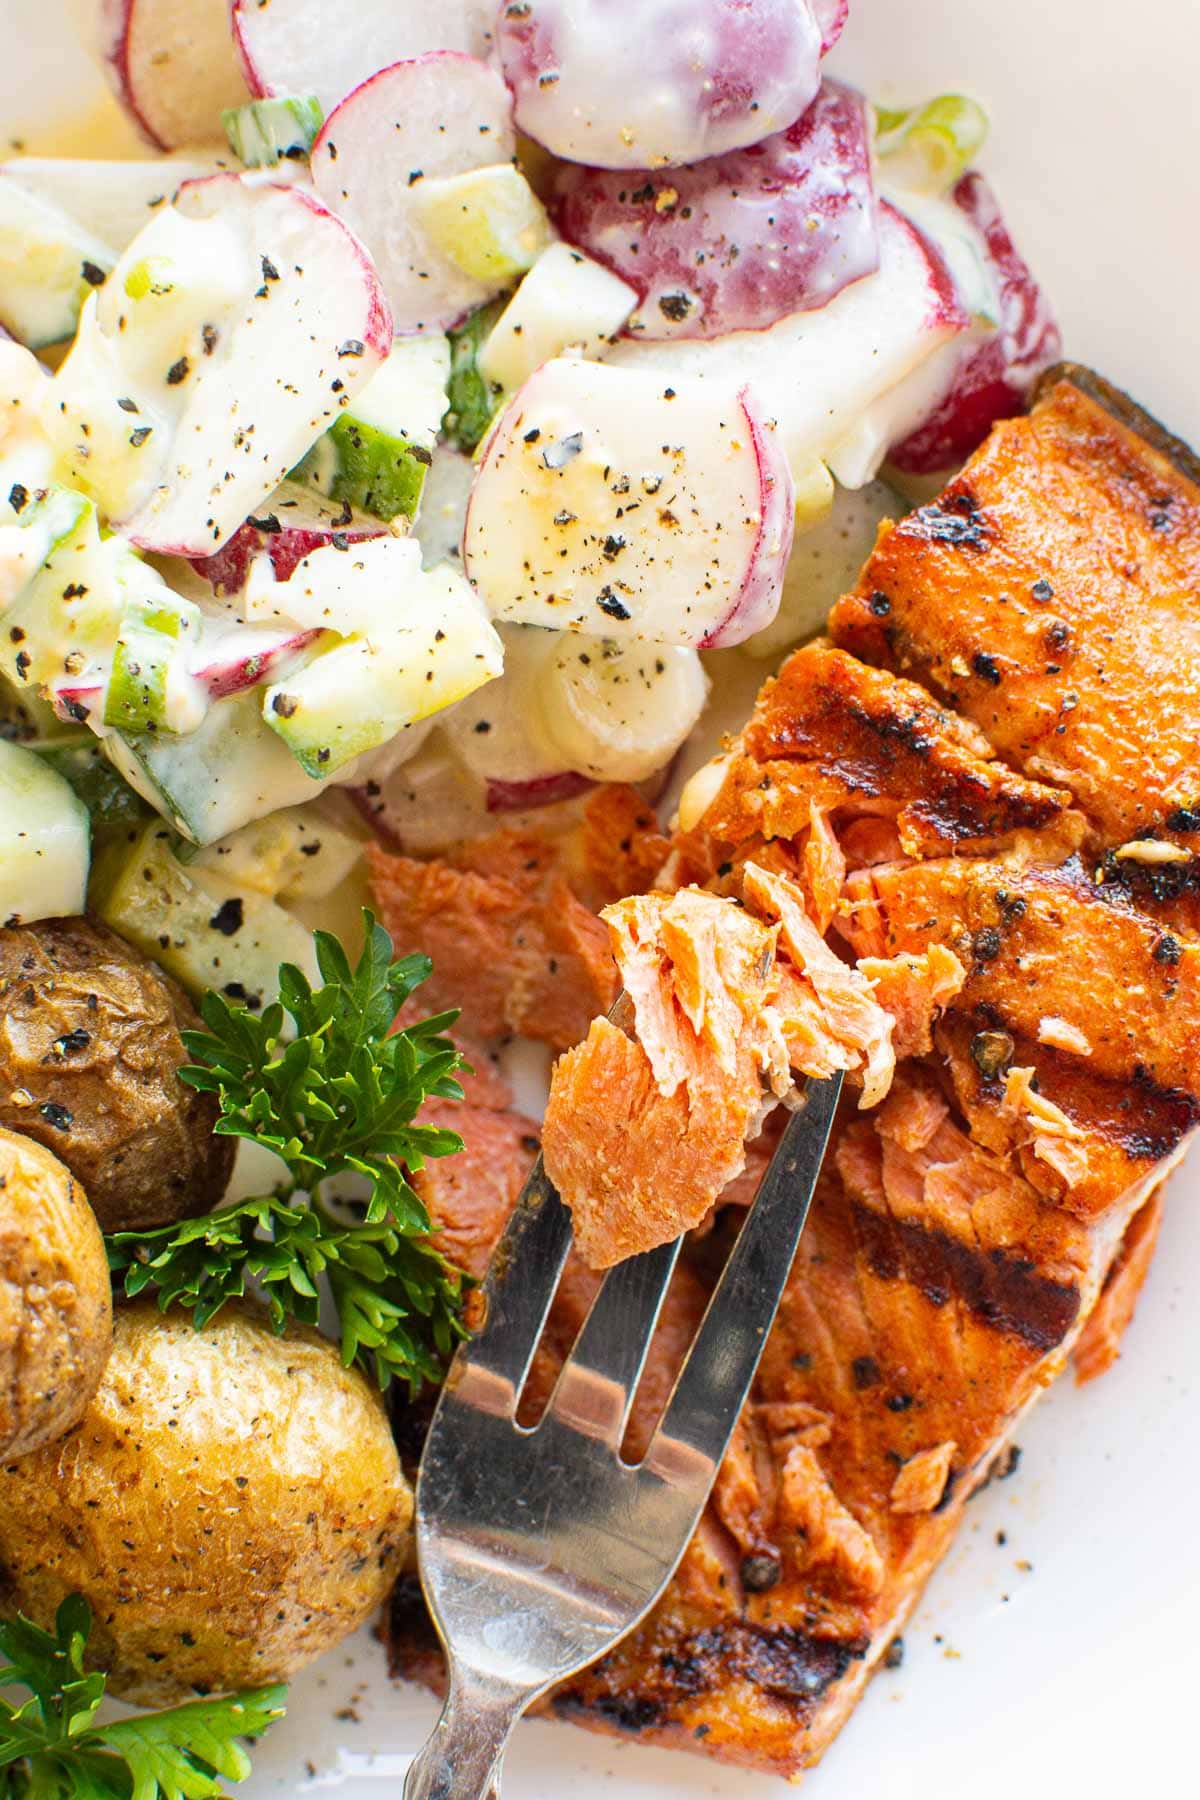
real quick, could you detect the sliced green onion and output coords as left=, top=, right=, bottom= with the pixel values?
left=874, top=94, right=990, bottom=195
left=223, top=95, right=325, bottom=168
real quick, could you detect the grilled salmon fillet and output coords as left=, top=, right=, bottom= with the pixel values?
left=389, top=371, right=1198, bottom=1778
left=832, top=371, right=1200, bottom=863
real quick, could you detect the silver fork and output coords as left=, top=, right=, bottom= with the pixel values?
left=402, top=1071, right=843, bottom=1800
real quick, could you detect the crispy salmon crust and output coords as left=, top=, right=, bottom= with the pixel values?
left=674, top=640, right=1085, bottom=884
left=832, top=378, right=1200, bottom=854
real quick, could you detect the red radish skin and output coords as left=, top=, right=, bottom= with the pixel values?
left=552, top=80, right=878, bottom=339
left=702, top=387, right=796, bottom=647
left=194, top=628, right=325, bottom=700
left=812, top=0, right=848, bottom=51
left=232, top=0, right=497, bottom=115
left=499, top=0, right=830, bottom=170
left=191, top=520, right=387, bottom=595
left=486, top=771, right=595, bottom=813
left=889, top=172, right=1062, bottom=476
left=99, top=0, right=250, bottom=151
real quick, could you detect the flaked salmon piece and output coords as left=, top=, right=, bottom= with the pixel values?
left=542, top=1016, right=761, bottom=1268
left=579, top=783, right=673, bottom=909
left=544, top=874, right=896, bottom=1266
left=742, top=863, right=895, bottom=1108
left=832, top=374, right=1200, bottom=856
left=605, top=888, right=788, bottom=1101
left=413, top=1097, right=540, bottom=1281
left=857, top=945, right=966, bottom=1058
left=1073, top=1188, right=1164, bottom=1384
left=677, top=640, right=1085, bottom=877
left=367, top=842, right=616, bottom=1051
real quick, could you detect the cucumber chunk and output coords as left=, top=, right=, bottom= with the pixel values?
left=0, top=178, right=115, bottom=348
left=262, top=553, right=503, bottom=776
left=92, top=820, right=319, bottom=1011
left=291, top=335, right=448, bottom=522
left=0, top=737, right=90, bottom=925
left=443, top=299, right=505, bottom=452
left=103, top=589, right=208, bottom=735
left=222, top=94, right=324, bottom=168
left=106, top=685, right=339, bottom=845
left=409, top=164, right=551, bottom=286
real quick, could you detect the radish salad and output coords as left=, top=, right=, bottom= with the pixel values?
left=0, top=0, right=1059, bottom=1005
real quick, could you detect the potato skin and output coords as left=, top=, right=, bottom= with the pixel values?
left=0, top=916, right=234, bottom=1233
left=0, top=1301, right=413, bottom=1702
left=0, top=1129, right=112, bottom=1457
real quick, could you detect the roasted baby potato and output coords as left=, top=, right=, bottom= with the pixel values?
left=0, top=1128, right=112, bottom=1457
left=0, top=1300, right=413, bottom=1702
left=0, top=916, right=233, bottom=1233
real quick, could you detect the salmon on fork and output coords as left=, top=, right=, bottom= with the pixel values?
left=385, top=368, right=1200, bottom=1779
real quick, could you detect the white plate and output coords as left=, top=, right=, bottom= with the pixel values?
left=5, top=2, right=1200, bottom=1794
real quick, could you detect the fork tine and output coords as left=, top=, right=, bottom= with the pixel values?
left=642, top=1072, right=843, bottom=1491
left=455, top=1154, right=573, bottom=1407
left=541, top=1237, right=683, bottom=1448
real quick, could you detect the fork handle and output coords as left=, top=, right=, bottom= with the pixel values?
left=403, top=1667, right=529, bottom=1800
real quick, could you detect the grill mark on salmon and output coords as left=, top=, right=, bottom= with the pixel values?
left=678, top=642, right=1084, bottom=877
left=849, top=1202, right=1080, bottom=1351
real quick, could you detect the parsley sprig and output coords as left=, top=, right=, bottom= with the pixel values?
left=0, top=1596, right=285, bottom=1799
left=107, top=913, right=472, bottom=1394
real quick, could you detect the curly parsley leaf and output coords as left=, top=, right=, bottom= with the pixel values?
left=106, top=912, right=472, bottom=1394
left=0, top=1598, right=285, bottom=1800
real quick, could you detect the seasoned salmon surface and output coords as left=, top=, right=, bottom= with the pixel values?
left=832, top=375, right=1200, bottom=856
left=388, top=374, right=1198, bottom=1778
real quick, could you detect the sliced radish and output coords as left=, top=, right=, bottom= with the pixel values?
left=190, top=487, right=388, bottom=595
left=232, top=0, right=497, bottom=117
left=888, top=172, right=1062, bottom=475
left=605, top=200, right=969, bottom=486
left=462, top=355, right=794, bottom=648
left=97, top=0, right=251, bottom=150
left=0, top=157, right=230, bottom=255
left=193, top=624, right=324, bottom=699
left=812, top=0, right=848, bottom=52
left=46, top=174, right=391, bottom=557
left=311, top=54, right=516, bottom=332
left=485, top=769, right=594, bottom=813
left=552, top=79, right=877, bottom=340
left=499, top=0, right=827, bottom=170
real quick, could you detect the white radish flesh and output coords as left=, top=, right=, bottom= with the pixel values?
left=551, top=81, right=878, bottom=340
left=463, top=355, right=794, bottom=648
left=605, top=201, right=969, bottom=487
left=98, top=0, right=251, bottom=150
left=46, top=174, right=392, bottom=557
left=311, top=54, right=516, bottom=332
left=887, top=172, right=1062, bottom=475
left=232, top=0, right=497, bottom=117
left=498, top=0, right=827, bottom=170
left=0, top=157, right=230, bottom=256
